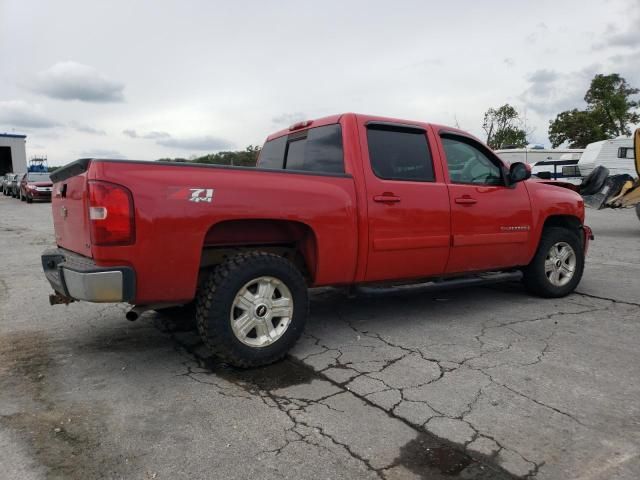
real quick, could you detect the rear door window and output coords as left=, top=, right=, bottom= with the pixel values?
left=366, top=126, right=435, bottom=181
left=259, top=124, right=344, bottom=174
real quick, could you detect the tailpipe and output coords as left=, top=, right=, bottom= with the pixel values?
left=125, top=303, right=180, bottom=321
left=125, top=305, right=151, bottom=321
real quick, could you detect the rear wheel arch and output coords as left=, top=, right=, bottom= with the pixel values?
left=198, top=219, right=319, bottom=284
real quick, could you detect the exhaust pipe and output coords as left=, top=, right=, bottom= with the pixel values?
left=125, top=303, right=181, bottom=321
left=125, top=305, right=150, bottom=321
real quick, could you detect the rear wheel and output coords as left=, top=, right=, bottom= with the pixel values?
left=196, top=252, right=308, bottom=368
left=523, top=227, right=584, bottom=298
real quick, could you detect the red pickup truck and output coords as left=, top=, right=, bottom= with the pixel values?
left=42, top=113, right=592, bottom=367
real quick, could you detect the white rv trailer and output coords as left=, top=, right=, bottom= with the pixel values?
left=577, top=137, right=637, bottom=178
left=494, top=146, right=584, bottom=165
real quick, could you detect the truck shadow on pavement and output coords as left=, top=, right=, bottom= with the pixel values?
left=149, top=284, right=520, bottom=480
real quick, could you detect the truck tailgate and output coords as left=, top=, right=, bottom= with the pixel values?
left=52, top=171, right=92, bottom=258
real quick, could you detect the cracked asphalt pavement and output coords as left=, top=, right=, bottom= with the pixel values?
left=1, top=195, right=639, bottom=479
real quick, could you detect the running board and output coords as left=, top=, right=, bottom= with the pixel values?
left=353, top=271, right=522, bottom=297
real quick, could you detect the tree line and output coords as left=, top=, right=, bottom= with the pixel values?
left=483, top=73, right=639, bottom=149
left=158, top=145, right=261, bottom=166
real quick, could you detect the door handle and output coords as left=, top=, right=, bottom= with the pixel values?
left=373, top=194, right=401, bottom=203
left=455, top=196, right=477, bottom=205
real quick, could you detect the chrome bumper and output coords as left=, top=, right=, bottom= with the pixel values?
left=42, top=248, right=135, bottom=303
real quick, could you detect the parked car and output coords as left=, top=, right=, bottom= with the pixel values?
left=19, top=172, right=53, bottom=203
left=42, top=113, right=592, bottom=367
left=2, top=173, right=17, bottom=195
left=9, top=173, right=25, bottom=198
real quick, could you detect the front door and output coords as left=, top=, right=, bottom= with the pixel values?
left=438, top=132, right=533, bottom=274
left=360, top=119, right=451, bottom=282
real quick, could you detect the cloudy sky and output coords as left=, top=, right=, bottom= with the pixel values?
left=1, top=0, right=639, bottom=165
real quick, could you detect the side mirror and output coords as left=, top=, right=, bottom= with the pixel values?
left=509, top=162, right=531, bottom=183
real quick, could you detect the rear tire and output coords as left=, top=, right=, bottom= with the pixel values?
left=196, top=252, right=308, bottom=368
left=522, top=227, right=584, bottom=298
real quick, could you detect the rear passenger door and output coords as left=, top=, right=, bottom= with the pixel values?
left=359, top=119, right=451, bottom=282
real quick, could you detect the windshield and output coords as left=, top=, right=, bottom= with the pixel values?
left=26, top=173, right=51, bottom=182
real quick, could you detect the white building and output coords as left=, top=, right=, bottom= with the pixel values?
left=0, top=133, right=28, bottom=175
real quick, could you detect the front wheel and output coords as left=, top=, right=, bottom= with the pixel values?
left=196, top=252, right=308, bottom=368
left=522, top=227, right=584, bottom=298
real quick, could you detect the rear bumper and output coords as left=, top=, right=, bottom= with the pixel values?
left=42, top=247, right=135, bottom=303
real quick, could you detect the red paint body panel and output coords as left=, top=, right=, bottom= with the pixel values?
left=50, top=113, right=588, bottom=305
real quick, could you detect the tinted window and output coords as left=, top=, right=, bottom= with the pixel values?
left=258, top=124, right=344, bottom=174
left=441, top=137, right=503, bottom=185
left=618, top=147, right=634, bottom=159
left=285, top=138, right=306, bottom=170
left=258, top=135, right=287, bottom=169
left=367, top=127, right=434, bottom=181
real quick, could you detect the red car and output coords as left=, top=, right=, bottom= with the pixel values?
left=20, top=172, right=53, bottom=203
left=42, top=113, right=592, bottom=367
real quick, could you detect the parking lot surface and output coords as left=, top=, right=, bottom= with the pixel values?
left=1, top=195, right=639, bottom=479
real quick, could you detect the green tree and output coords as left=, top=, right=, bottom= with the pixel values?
left=157, top=145, right=261, bottom=166
left=193, top=145, right=261, bottom=167
left=548, top=109, right=607, bottom=148
left=548, top=73, right=639, bottom=148
left=584, top=73, right=639, bottom=137
left=482, top=104, right=528, bottom=149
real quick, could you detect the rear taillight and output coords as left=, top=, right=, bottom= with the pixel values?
left=88, top=180, right=135, bottom=246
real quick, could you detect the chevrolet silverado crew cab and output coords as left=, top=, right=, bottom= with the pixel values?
left=42, top=113, right=593, bottom=367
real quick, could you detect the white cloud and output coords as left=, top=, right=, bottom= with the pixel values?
left=31, top=61, right=124, bottom=102
left=156, top=135, right=234, bottom=151
left=271, top=112, right=307, bottom=126
left=0, top=100, right=59, bottom=128
left=80, top=148, right=126, bottom=159
left=123, top=129, right=171, bottom=139
left=69, top=122, right=106, bottom=135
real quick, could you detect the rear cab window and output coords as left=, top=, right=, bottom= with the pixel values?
left=258, top=124, right=344, bottom=174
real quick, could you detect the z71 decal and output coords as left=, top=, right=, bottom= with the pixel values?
left=167, top=187, right=215, bottom=203
left=189, top=188, right=215, bottom=203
